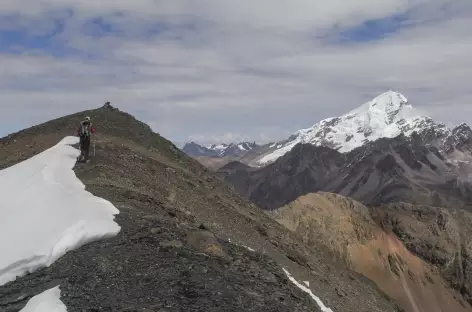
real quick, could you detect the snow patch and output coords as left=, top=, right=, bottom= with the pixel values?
left=227, top=238, right=256, bottom=252
left=0, top=136, right=120, bottom=286
left=208, top=144, right=228, bottom=152
left=19, top=286, right=67, bottom=312
left=244, top=246, right=255, bottom=252
left=204, top=142, right=256, bottom=157
left=283, top=268, right=333, bottom=312
left=258, top=140, right=300, bottom=164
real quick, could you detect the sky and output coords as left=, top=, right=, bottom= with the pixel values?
left=0, top=0, right=471, bottom=146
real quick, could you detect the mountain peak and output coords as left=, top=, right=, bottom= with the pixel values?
left=370, top=91, right=408, bottom=108
left=351, top=91, right=413, bottom=125
left=446, top=123, right=472, bottom=152
left=452, top=123, right=472, bottom=134
left=257, top=91, right=449, bottom=165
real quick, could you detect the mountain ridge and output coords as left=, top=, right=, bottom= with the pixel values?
left=256, top=91, right=453, bottom=165
left=182, top=91, right=468, bottom=171
left=218, top=130, right=472, bottom=210
left=183, top=141, right=258, bottom=158
left=0, top=104, right=402, bottom=312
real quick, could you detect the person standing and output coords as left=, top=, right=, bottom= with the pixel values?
left=76, top=116, right=96, bottom=162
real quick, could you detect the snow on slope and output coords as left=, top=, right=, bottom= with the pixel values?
left=210, top=142, right=257, bottom=156
left=209, top=143, right=228, bottom=153
left=258, top=91, right=449, bottom=164
left=183, top=142, right=258, bottom=157
left=183, top=142, right=256, bottom=158
left=0, top=136, right=120, bottom=286
left=238, top=143, right=248, bottom=151
left=19, top=286, right=67, bottom=312
left=283, top=268, right=333, bottom=312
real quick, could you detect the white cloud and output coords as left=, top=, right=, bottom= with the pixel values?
left=0, top=0, right=471, bottom=144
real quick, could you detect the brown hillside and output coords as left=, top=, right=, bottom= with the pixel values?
left=270, top=192, right=471, bottom=312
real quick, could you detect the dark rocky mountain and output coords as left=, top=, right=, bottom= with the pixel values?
left=218, top=133, right=472, bottom=211
left=0, top=104, right=402, bottom=312
left=181, top=141, right=218, bottom=157
left=445, top=123, right=472, bottom=153
left=219, top=142, right=258, bottom=157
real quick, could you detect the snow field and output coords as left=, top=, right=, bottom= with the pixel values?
left=0, top=136, right=120, bottom=286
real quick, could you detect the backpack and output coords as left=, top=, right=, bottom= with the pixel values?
left=80, top=121, right=92, bottom=137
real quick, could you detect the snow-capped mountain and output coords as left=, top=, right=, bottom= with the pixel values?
left=183, top=141, right=258, bottom=157
left=445, top=123, right=472, bottom=153
left=257, top=91, right=451, bottom=165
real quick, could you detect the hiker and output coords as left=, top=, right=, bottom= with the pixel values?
left=76, top=116, right=96, bottom=162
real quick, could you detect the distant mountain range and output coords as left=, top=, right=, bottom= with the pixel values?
left=182, top=141, right=258, bottom=158
left=185, top=91, right=468, bottom=169
left=218, top=128, right=472, bottom=210
left=216, top=91, right=472, bottom=209
left=215, top=91, right=472, bottom=307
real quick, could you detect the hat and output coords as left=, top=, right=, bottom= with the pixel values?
left=85, top=116, right=90, bottom=121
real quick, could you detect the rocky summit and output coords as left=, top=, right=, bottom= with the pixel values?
left=0, top=104, right=402, bottom=312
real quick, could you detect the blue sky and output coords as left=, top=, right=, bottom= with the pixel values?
left=336, top=13, right=411, bottom=43
left=0, top=0, right=471, bottom=145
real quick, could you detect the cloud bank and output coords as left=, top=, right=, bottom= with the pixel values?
left=0, top=0, right=471, bottom=145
